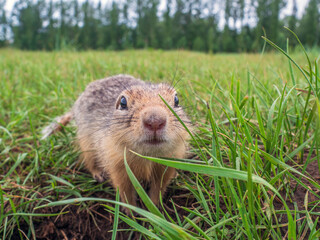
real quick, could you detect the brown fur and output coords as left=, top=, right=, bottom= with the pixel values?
left=43, top=74, right=191, bottom=213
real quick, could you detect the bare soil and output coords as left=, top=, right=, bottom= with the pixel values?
left=14, top=180, right=198, bottom=240
left=272, top=153, right=320, bottom=237
left=14, top=153, right=320, bottom=239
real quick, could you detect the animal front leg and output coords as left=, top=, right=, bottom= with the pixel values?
left=109, top=169, right=137, bottom=214
left=78, top=139, right=107, bottom=183
left=149, top=165, right=176, bottom=206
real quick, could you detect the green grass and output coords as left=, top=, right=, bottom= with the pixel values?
left=0, top=44, right=319, bottom=239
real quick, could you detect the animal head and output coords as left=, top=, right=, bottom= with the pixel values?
left=110, top=83, right=191, bottom=157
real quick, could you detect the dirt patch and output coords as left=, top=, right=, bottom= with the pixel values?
left=14, top=152, right=320, bottom=239
left=15, top=181, right=197, bottom=240
left=272, top=152, right=320, bottom=237
left=289, top=157, right=320, bottom=207
left=34, top=205, right=121, bottom=240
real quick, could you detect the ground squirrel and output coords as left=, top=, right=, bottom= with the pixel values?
left=42, top=74, right=191, bottom=211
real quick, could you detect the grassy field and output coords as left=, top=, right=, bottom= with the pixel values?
left=0, top=47, right=319, bottom=239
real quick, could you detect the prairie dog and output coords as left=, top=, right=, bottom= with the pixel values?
left=42, top=74, right=191, bottom=210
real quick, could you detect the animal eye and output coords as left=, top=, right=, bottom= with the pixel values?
left=174, top=95, right=179, bottom=107
left=120, top=96, right=127, bottom=109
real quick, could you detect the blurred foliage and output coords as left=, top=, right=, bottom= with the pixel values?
left=0, top=0, right=319, bottom=52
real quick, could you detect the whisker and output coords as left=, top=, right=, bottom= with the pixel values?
left=172, top=120, right=192, bottom=125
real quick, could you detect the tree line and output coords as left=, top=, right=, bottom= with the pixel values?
left=0, top=0, right=319, bottom=52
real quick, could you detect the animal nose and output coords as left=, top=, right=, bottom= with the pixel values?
left=143, top=115, right=166, bottom=132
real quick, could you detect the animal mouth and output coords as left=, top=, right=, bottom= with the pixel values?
left=144, top=137, right=166, bottom=145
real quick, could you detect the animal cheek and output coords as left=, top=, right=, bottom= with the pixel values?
left=130, top=121, right=143, bottom=138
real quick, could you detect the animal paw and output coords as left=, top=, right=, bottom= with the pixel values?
left=92, top=171, right=107, bottom=183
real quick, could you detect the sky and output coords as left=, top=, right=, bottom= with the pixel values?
left=281, top=0, right=309, bottom=18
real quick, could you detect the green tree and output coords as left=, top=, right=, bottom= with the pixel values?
left=71, top=0, right=81, bottom=48
left=0, top=0, right=8, bottom=47
left=109, top=1, right=121, bottom=49
left=135, top=0, right=160, bottom=48
left=206, top=0, right=218, bottom=53
left=79, top=0, right=99, bottom=49
left=207, top=26, right=214, bottom=53
left=11, top=0, right=43, bottom=49
left=253, top=0, right=287, bottom=51
left=193, top=36, right=205, bottom=51
left=161, top=0, right=173, bottom=49
left=284, top=0, right=297, bottom=48
left=298, top=0, right=320, bottom=47
left=288, top=0, right=297, bottom=32
left=121, top=0, right=133, bottom=49
left=236, top=0, right=247, bottom=51
left=44, top=0, right=56, bottom=50
left=2, top=0, right=319, bottom=52
left=172, top=0, right=186, bottom=49
left=221, top=0, right=237, bottom=52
